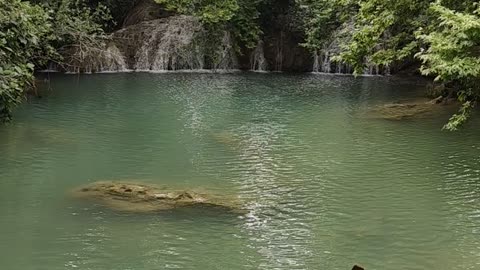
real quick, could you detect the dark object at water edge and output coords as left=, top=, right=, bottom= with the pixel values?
left=352, top=265, right=365, bottom=270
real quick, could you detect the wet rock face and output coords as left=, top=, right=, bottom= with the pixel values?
left=72, top=181, right=244, bottom=213
left=112, top=16, right=238, bottom=71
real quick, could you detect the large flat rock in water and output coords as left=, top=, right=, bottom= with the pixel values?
left=71, top=181, right=244, bottom=213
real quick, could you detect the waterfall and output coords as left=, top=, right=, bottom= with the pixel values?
left=274, top=32, right=285, bottom=71
left=312, top=49, right=390, bottom=76
left=98, top=44, right=128, bottom=72
left=312, top=51, right=320, bottom=73
left=213, top=31, right=238, bottom=71
left=311, top=20, right=390, bottom=76
left=134, top=16, right=205, bottom=71
left=312, top=49, right=343, bottom=74
left=250, top=40, right=268, bottom=72
left=58, top=16, right=239, bottom=73
left=129, top=16, right=238, bottom=72
left=321, top=51, right=331, bottom=73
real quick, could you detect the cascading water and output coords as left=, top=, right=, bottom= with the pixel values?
left=311, top=21, right=389, bottom=76
left=274, top=32, right=285, bottom=71
left=213, top=31, right=238, bottom=71
left=134, top=16, right=205, bottom=71
left=116, top=15, right=238, bottom=72
left=99, top=44, right=128, bottom=72
left=312, top=49, right=352, bottom=74
left=312, top=52, right=320, bottom=73
left=55, top=15, right=239, bottom=73
left=250, top=40, right=268, bottom=72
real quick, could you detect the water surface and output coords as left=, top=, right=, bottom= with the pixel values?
left=1, top=73, right=479, bottom=270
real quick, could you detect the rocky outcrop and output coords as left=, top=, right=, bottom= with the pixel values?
left=71, top=181, right=245, bottom=213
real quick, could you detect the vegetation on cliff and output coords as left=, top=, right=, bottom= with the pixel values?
left=300, top=0, right=480, bottom=130
left=0, top=0, right=110, bottom=122
left=0, top=0, right=479, bottom=129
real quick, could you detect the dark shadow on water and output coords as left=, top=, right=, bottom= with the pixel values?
left=69, top=200, right=243, bottom=225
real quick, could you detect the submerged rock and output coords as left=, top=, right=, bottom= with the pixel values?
left=72, top=181, right=244, bottom=213
left=368, top=98, right=457, bottom=120
left=210, top=131, right=241, bottom=150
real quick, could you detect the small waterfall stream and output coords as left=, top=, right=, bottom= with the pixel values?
left=311, top=21, right=391, bottom=76
left=312, top=49, right=353, bottom=74
left=250, top=41, right=268, bottom=72
left=312, top=48, right=391, bottom=76
left=213, top=32, right=238, bottom=70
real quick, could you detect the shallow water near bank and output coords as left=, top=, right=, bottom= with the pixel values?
left=1, top=73, right=479, bottom=270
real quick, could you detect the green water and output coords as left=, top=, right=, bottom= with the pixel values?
left=1, top=73, right=480, bottom=270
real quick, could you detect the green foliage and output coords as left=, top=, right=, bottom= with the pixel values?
left=339, top=0, right=427, bottom=74
left=300, top=0, right=480, bottom=129
left=230, top=0, right=263, bottom=49
left=154, top=0, right=263, bottom=49
left=0, top=0, right=112, bottom=122
left=416, top=1, right=480, bottom=130
left=154, top=0, right=239, bottom=24
left=0, top=0, right=53, bottom=122
left=34, top=0, right=112, bottom=47
left=416, top=2, right=480, bottom=82
left=297, top=0, right=355, bottom=50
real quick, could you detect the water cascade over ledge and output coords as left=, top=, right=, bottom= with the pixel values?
left=250, top=40, right=268, bottom=72
left=311, top=21, right=390, bottom=76
left=114, top=15, right=238, bottom=72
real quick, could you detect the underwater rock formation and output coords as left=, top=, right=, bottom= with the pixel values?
left=72, top=181, right=244, bottom=213
left=368, top=98, right=457, bottom=120
left=210, top=131, right=241, bottom=150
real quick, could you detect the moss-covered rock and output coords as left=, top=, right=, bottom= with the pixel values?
left=71, top=181, right=245, bottom=213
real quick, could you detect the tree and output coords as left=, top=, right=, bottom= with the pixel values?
left=300, top=0, right=480, bottom=129
left=0, top=0, right=53, bottom=122
left=416, top=1, right=480, bottom=130
left=0, top=0, right=112, bottom=122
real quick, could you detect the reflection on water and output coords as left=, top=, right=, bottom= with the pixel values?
left=0, top=73, right=479, bottom=270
